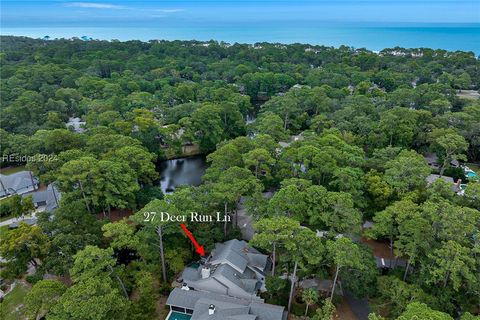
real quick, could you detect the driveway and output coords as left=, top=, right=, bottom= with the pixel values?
left=0, top=211, right=38, bottom=228
left=344, top=291, right=372, bottom=320
left=236, top=198, right=254, bottom=240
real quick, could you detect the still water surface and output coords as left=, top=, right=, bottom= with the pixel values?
left=157, top=155, right=207, bottom=194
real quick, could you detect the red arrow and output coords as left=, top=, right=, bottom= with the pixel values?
left=180, top=223, right=206, bottom=256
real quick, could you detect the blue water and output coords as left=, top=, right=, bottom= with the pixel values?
left=167, top=312, right=192, bottom=320
left=2, top=22, right=479, bottom=54
left=467, top=172, right=478, bottom=178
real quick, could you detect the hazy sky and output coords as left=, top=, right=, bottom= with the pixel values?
left=2, top=0, right=479, bottom=27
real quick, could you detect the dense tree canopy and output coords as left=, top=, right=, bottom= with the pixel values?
left=0, top=37, right=478, bottom=320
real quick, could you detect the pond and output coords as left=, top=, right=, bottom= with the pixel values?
left=157, top=155, right=207, bottom=194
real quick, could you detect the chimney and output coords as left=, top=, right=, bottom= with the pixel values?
left=201, top=265, right=211, bottom=279
left=208, top=304, right=215, bottom=315
left=181, top=283, right=190, bottom=291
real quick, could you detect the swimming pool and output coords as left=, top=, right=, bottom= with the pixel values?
left=467, top=171, right=478, bottom=179
left=167, top=311, right=192, bottom=320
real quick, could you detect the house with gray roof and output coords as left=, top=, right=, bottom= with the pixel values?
left=166, top=287, right=286, bottom=320
left=27, top=183, right=61, bottom=213
left=0, top=171, right=38, bottom=198
left=426, top=174, right=463, bottom=194
left=179, top=239, right=271, bottom=301
left=66, top=117, right=86, bottom=133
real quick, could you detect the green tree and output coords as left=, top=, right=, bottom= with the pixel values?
left=320, top=191, right=362, bottom=235
left=379, top=108, right=418, bottom=147
left=339, top=245, right=378, bottom=298
left=7, top=194, right=23, bottom=219
left=267, top=184, right=307, bottom=219
left=252, top=217, right=324, bottom=314
left=250, top=217, right=301, bottom=276
left=253, top=112, right=288, bottom=141
left=368, top=200, right=421, bottom=270
left=464, top=183, right=480, bottom=210
left=327, top=237, right=365, bottom=299
left=131, top=199, right=182, bottom=283
left=309, top=114, right=333, bottom=134
left=288, top=228, right=325, bottom=314
left=422, top=200, right=479, bottom=246
left=104, top=146, right=158, bottom=185
left=364, top=170, right=393, bottom=213
left=265, top=275, right=288, bottom=300
left=24, top=280, right=67, bottom=320
left=90, top=160, right=140, bottom=215
left=311, top=299, right=336, bottom=320
left=204, top=143, right=243, bottom=181
left=262, top=95, right=302, bottom=130
left=186, top=104, right=225, bottom=152
left=86, top=133, right=142, bottom=156
left=47, top=277, right=129, bottom=320
left=376, top=276, right=437, bottom=318
left=211, top=167, right=262, bottom=235
left=129, top=271, right=157, bottom=320
left=38, top=199, right=103, bottom=276
left=425, top=240, right=476, bottom=291
left=102, top=220, right=139, bottom=250
left=426, top=99, right=452, bottom=116
left=70, top=245, right=128, bottom=298
left=453, top=72, right=472, bottom=91
left=460, top=312, right=480, bottom=320
left=22, top=195, right=35, bottom=215
left=397, top=302, right=453, bottom=320
left=384, top=150, right=431, bottom=194
left=30, top=129, right=84, bottom=155
left=243, top=148, right=275, bottom=179
left=428, top=129, right=468, bottom=176
left=58, top=156, right=97, bottom=213
left=0, top=223, right=50, bottom=276
left=395, top=201, right=433, bottom=280
left=302, top=288, right=319, bottom=316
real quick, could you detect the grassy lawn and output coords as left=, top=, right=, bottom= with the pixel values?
left=466, top=163, right=479, bottom=173
left=0, top=225, right=9, bottom=234
left=0, top=197, right=15, bottom=223
left=0, top=165, right=27, bottom=176
left=0, top=282, right=30, bottom=320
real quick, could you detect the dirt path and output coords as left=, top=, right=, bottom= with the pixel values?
left=95, top=208, right=133, bottom=222
left=360, top=238, right=392, bottom=258
left=156, top=295, right=169, bottom=319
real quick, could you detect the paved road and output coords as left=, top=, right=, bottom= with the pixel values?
left=345, top=291, right=372, bottom=320
left=236, top=198, right=254, bottom=240
left=0, top=217, right=22, bottom=227
left=0, top=212, right=37, bottom=227
left=236, top=192, right=275, bottom=241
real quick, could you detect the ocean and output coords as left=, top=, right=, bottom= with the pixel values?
left=2, top=22, right=479, bottom=54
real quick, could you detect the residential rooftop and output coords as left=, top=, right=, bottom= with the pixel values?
left=0, top=171, right=38, bottom=198
left=166, top=288, right=286, bottom=320
left=180, top=239, right=270, bottom=300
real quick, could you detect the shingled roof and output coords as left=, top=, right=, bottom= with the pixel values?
left=181, top=239, right=270, bottom=300
left=210, top=239, right=269, bottom=273
left=29, top=183, right=61, bottom=212
left=0, top=171, right=38, bottom=197
left=167, top=288, right=286, bottom=320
